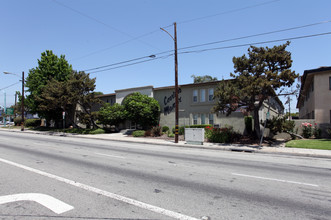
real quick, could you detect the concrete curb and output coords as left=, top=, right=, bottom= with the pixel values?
left=2, top=128, right=331, bottom=159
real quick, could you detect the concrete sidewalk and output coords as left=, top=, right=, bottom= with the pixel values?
left=2, top=128, right=331, bottom=159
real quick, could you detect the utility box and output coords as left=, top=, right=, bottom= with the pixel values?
left=185, top=128, right=205, bottom=145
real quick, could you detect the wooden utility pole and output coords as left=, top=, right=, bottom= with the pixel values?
left=174, top=22, right=179, bottom=143
left=160, top=22, right=179, bottom=143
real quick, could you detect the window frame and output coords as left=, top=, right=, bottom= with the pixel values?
left=193, top=114, right=198, bottom=125
left=208, top=114, right=214, bottom=125
left=208, top=88, right=214, bottom=101
left=201, top=114, right=205, bottom=125
left=200, top=89, right=206, bottom=102
left=193, top=90, right=198, bottom=103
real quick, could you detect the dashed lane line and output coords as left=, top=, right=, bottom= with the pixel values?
left=232, top=173, right=319, bottom=187
left=0, top=157, right=200, bottom=220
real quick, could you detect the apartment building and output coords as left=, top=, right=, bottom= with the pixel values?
left=297, top=66, right=331, bottom=128
left=95, top=80, right=284, bottom=133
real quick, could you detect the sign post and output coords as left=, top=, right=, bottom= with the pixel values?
left=62, top=111, right=65, bottom=130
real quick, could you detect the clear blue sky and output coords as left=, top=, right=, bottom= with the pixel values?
left=1, top=0, right=331, bottom=112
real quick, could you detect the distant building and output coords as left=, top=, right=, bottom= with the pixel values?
left=297, top=66, right=331, bottom=134
left=95, top=80, right=284, bottom=133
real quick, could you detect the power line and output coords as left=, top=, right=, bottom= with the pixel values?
left=83, top=54, right=157, bottom=72
left=177, top=19, right=331, bottom=51
left=74, top=29, right=161, bottom=61
left=90, top=54, right=173, bottom=73
left=179, top=31, right=331, bottom=54
left=70, top=0, right=282, bottom=60
left=86, top=31, right=331, bottom=73
left=0, top=82, right=21, bottom=91
left=52, top=0, right=161, bottom=56
left=178, top=0, right=281, bottom=25
left=83, top=19, right=331, bottom=73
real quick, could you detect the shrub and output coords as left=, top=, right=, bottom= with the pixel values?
left=313, top=124, right=322, bottom=139
left=283, top=120, right=295, bottom=133
left=151, top=126, right=162, bottom=137
left=162, top=126, right=169, bottom=133
left=132, top=130, right=145, bottom=137
left=14, top=117, right=23, bottom=126
left=172, top=126, right=187, bottom=135
left=244, top=116, right=253, bottom=135
left=179, top=126, right=186, bottom=135
left=189, top=124, right=212, bottom=129
left=25, top=119, right=41, bottom=127
left=326, top=128, right=331, bottom=138
left=302, top=122, right=313, bottom=138
left=144, top=130, right=151, bottom=137
left=266, top=116, right=295, bottom=134
left=206, top=126, right=241, bottom=143
left=89, top=128, right=105, bottom=135
left=167, top=131, right=175, bottom=138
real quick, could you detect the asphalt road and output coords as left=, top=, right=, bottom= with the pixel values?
left=0, top=130, right=331, bottom=220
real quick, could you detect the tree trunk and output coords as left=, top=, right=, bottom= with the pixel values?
left=253, top=108, right=261, bottom=139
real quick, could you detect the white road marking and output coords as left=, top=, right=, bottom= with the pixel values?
left=94, top=152, right=126, bottom=159
left=232, top=173, right=319, bottom=187
left=0, top=193, right=74, bottom=214
left=0, top=157, right=199, bottom=220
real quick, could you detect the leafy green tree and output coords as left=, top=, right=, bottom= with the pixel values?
left=98, top=103, right=127, bottom=127
left=67, top=71, right=101, bottom=128
left=122, top=92, right=160, bottom=129
left=213, top=42, right=298, bottom=138
left=25, top=50, right=72, bottom=123
left=191, top=75, right=218, bottom=83
left=37, top=71, right=100, bottom=128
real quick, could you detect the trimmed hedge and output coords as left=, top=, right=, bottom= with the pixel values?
left=172, top=124, right=212, bottom=135
left=89, top=128, right=105, bottom=134
left=132, top=130, right=145, bottom=137
left=189, top=124, right=212, bottom=129
left=14, top=117, right=23, bottom=126
left=25, top=119, right=41, bottom=127
left=162, top=126, right=169, bottom=132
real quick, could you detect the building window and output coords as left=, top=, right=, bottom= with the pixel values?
left=208, top=88, right=214, bottom=101
left=201, top=114, right=205, bottom=124
left=193, top=90, right=198, bottom=102
left=193, top=114, right=198, bottom=125
left=330, top=110, right=331, bottom=124
left=329, top=77, right=331, bottom=90
left=200, top=89, right=205, bottom=102
left=209, top=114, right=214, bottom=125
left=312, top=111, right=315, bottom=119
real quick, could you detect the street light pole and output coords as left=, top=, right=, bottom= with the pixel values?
left=21, top=71, right=25, bottom=131
left=3, top=71, right=25, bottom=131
left=161, top=22, right=179, bottom=143
left=3, top=91, right=6, bottom=127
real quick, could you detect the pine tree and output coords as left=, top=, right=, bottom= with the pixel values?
left=213, top=42, right=298, bottom=138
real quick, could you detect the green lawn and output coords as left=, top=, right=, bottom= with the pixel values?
left=286, top=139, right=331, bottom=150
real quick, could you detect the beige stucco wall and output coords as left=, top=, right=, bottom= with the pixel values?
left=153, top=83, right=246, bottom=133
left=299, top=78, right=315, bottom=119
left=91, top=94, right=116, bottom=112
left=115, top=86, right=153, bottom=104
left=314, top=71, right=331, bottom=125
left=93, top=82, right=284, bottom=134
